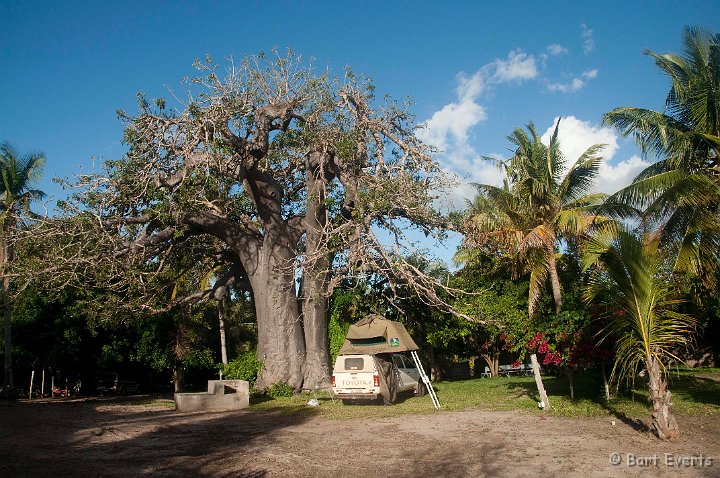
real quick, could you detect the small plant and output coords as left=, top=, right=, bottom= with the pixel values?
left=266, top=382, right=294, bottom=398
left=222, top=352, right=263, bottom=386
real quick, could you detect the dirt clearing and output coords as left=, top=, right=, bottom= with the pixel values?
left=1, top=397, right=718, bottom=477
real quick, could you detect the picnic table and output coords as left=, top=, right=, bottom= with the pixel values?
left=499, top=364, right=534, bottom=376
left=481, top=364, right=534, bottom=377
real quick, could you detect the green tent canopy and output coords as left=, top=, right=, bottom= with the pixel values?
left=338, top=314, right=419, bottom=355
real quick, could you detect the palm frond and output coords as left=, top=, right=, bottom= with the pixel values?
left=607, top=169, right=686, bottom=210
left=518, top=224, right=554, bottom=253
left=603, top=107, right=692, bottom=159
left=643, top=173, right=719, bottom=225
left=559, top=144, right=603, bottom=204
left=583, top=228, right=697, bottom=386
left=0, top=142, right=47, bottom=216
left=528, top=256, right=549, bottom=318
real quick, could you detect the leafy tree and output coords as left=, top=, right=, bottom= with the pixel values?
left=11, top=284, right=98, bottom=391
left=603, top=27, right=720, bottom=291
left=450, top=251, right=529, bottom=376
left=582, top=227, right=697, bottom=439
left=35, top=52, right=454, bottom=391
left=0, top=142, right=45, bottom=391
left=463, top=121, right=606, bottom=316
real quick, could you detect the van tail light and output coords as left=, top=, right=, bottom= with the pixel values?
left=331, top=375, right=335, bottom=387
left=373, top=371, right=380, bottom=387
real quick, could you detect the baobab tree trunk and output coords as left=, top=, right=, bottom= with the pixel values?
left=301, top=151, right=332, bottom=389
left=646, top=355, right=679, bottom=440
left=301, top=274, right=331, bottom=389
left=251, top=250, right=305, bottom=391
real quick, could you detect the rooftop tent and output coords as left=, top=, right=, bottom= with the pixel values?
left=338, top=314, right=419, bottom=355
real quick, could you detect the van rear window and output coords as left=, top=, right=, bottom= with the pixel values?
left=344, top=357, right=365, bottom=370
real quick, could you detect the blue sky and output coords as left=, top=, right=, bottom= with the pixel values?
left=2, top=1, right=718, bottom=264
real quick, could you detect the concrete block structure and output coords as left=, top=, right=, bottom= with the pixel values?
left=174, top=380, right=250, bottom=412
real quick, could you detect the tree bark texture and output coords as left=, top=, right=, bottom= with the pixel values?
left=547, top=246, right=563, bottom=314
left=217, top=291, right=228, bottom=366
left=646, top=355, right=679, bottom=440
left=481, top=351, right=500, bottom=377
left=601, top=360, right=610, bottom=401
left=300, top=151, right=332, bottom=389
left=173, top=365, right=184, bottom=393
left=251, top=250, right=305, bottom=391
left=427, top=345, right=440, bottom=382
left=301, top=273, right=330, bottom=388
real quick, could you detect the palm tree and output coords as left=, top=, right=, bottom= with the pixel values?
left=603, top=27, right=720, bottom=291
left=0, top=142, right=46, bottom=391
left=464, top=120, right=606, bottom=316
left=462, top=121, right=606, bottom=410
left=582, top=227, right=696, bottom=439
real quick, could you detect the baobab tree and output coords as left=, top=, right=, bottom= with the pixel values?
left=35, top=52, right=457, bottom=390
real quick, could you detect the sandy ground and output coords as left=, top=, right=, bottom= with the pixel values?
left=1, top=396, right=719, bottom=478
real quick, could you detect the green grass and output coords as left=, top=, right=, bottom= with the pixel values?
left=136, top=398, right=176, bottom=409
left=248, top=368, right=720, bottom=420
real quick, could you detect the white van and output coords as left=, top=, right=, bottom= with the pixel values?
left=331, top=353, right=425, bottom=404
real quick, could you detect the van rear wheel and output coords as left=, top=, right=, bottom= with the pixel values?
left=415, top=380, right=427, bottom=397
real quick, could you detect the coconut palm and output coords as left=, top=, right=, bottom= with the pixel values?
left=603, top=27, right=720, bottom=290
left=0, top=142, right=46, bottom=391
left=582, top=227, right=696, bottom=439
left=464, top=120, right=607, bottom=317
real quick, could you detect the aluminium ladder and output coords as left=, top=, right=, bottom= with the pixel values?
left=410, top=350, right=440, bottom=410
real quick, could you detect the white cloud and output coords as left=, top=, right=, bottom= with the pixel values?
left=492, top=50, right=538, bottom=82
left=547, top=44, right=568, bottom=56
left=454, top=49, right=537, bottom=102
left=581, top=24, right=595, bottom=54
left=541, top=116, right=618, bottom=165
left=436, top=116, right=649, bottom=210
left=540, top=116, right=648, bottom=194
left=546, top=69, right=598, bottom=93
left=417, top=100, right=486, bottom=152
left=547, top=78, right=586, bottom=93
left=456, top=70, right=487, bottom=103
left=420, top=50, right=538, bottom=154
left=420, top=49, right=609, bottom=210
left=419, top=50, right=540, bottom=209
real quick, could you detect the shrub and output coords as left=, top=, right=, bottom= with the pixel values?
left=329, top=313, right=350, bottom=365
left=266, top=382, right=294, bottom=397
left=222, top=352, right=263, bottom=386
